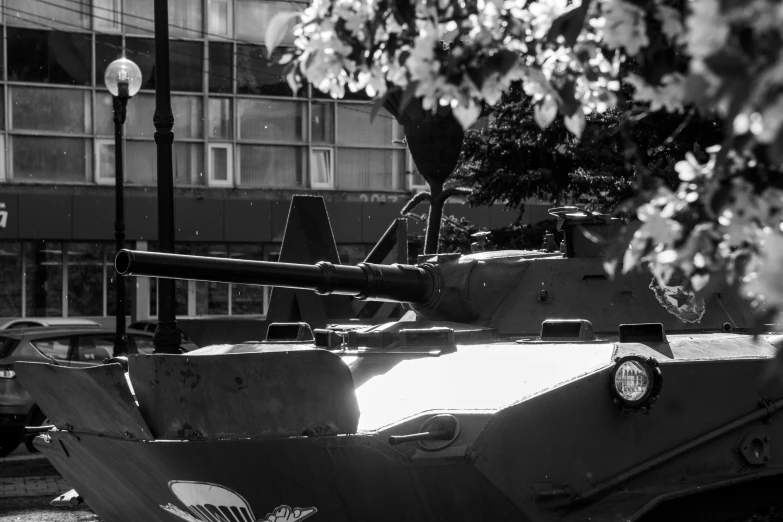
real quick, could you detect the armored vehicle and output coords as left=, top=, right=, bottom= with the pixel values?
left=15, top=209, right=783, bottom=522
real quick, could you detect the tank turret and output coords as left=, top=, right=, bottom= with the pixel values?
left=116, top=214, right=753, bottom=337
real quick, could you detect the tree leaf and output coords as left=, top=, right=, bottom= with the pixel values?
left=286, top=69, right=301, bottom=96
left=533, top=97, right=558, bottom=130
left=482, top=49, right=520, bottom=78
left=453, top=101, right=482, bottom=130
left=564, top=107, right=586, bottom=138
left=703, top=47, right=749, bottom=78
left=546, top=0, right=591, bottom=47
left=768, top=127, right=783, bottom=167
left=556, top=80, right=579, bottom=117
left=399, top=81, right=419, bottom=118
left=265, top=11, right=302, bottom=58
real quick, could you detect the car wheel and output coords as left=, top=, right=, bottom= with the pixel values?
left=24, top=409, right=50, bottom=453
left=0, top=428, right=22, bottom=457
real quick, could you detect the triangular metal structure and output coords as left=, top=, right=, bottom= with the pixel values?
left=265, top=195, right=354, bottom=329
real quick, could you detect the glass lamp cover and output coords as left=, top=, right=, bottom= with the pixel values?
left=104, top=58, right=143, bottom=96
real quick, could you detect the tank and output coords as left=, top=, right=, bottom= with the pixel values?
left=15, top=209, right=783, bottom=522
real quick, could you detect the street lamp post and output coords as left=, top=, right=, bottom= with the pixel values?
left=104, top=57, right=142, bottom=357
left=153, top=0, right=182, bottom=354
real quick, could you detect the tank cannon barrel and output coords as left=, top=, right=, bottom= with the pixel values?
left=115, top=249, right=437, bottom=305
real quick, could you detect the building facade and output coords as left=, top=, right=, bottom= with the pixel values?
left=0, top=0, right=535, bottom=323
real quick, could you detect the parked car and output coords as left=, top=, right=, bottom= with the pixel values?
left=0, top=326, right=170, bottom=456
left=0, top=317, right=102, bottom=330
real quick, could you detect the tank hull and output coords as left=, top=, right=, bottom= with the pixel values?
left=34, top=432, right=524, bottom=522
left=17, top=333, right=783, bottom=522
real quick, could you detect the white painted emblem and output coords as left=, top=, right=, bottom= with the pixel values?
left=649, top=277, right=706, bottom=324
left=160, top=481, right=317, bottom=522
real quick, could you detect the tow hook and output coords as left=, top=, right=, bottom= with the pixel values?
left=388, top=414, right=460, bottom=450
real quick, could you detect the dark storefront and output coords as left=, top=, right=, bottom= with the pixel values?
left=0, top=188, right=544, bottom=322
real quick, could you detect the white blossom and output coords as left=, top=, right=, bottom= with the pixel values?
left=599, top=0, right=649, bottom=56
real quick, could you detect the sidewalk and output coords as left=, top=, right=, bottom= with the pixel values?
left=0, top=475, right=70, bottom=499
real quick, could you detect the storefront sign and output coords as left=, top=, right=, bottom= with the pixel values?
left=358, top=193, right=401, bottom=203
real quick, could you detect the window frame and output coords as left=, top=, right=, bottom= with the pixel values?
left=9, top=135, right=94, bottom=184
left=208, top=0, right=234, bottom=38
left=208, top=143, right=234, bottom=187
left=95, top=138, right=116, bottom=185
left=310, top=146, right=334, bottom=189
left=92, top=0, right=123, bottom=33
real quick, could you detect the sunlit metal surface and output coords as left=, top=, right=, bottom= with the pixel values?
left=354, top=343, right=614, bottom=431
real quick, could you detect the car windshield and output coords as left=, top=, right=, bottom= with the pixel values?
left=0, top=336, right=20, bottom=359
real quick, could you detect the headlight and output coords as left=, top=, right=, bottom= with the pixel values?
left=610, top=356, right=662, bottom=412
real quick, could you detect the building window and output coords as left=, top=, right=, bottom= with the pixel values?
left=67, top=243, right=104, bottom=317
left=95, top=93, right=116, bottom=137
left=0, top=243, right=22, bottom=317
left=124, top=141, right=204, bottom=187
left=311, top=148, right=333, bottom=189
left=236, top=0, right=303, bottom=46
left=311, top=103, right=334, bottom=144
left=12, top=136, right=92, bottom=183
left=170, top=41, right=204, bottom=92
left=125, top=93, right=204, bottom=140
left=408, top=168, right=428, bottom=191
left=208, top=144, right=233, bottom=187
left=169, top=0, right=203, bottom=38
left=6, top=0, right=90, bottom=30
left=208, top=0, right=233, bottom=38
left=24, top=242, right=64, bottom=318
left=337, top=104, right=403, bottom=147
left=238, top=145, right=305, bottom=188
left=95, top=35, right=124, bottom=85
left=209, top=98, right=232, bottom=139
left=236, top=45, right=299, bottom=97
left=123, top=0, right=154, bottom=34
left=95, top=139, right=116, bottom=184
left=335, top=148, right=405, bottom=191
left=124, top=94, right=156, bottom=138
left=126, top=39, right=204, bottom=93
left=7, top=29, right=92, bottom=86
left=93, top=0, right=122, bottom=32
left=0, top=136, right=6, bottom=182
left=125, top=141, right=156, bottom=185
left=172, top=96, right=204, bottom=139
left=0, top=87, right=5, bottom=131
left=10, top=87, right=92, bottom=134
left=208, top=43, right=233, bottom=94
left=174, top=143, right=206, bottom=186
left=125, top=37, right=156, bottom=90
left=237, top=99, right=306, bottom=142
